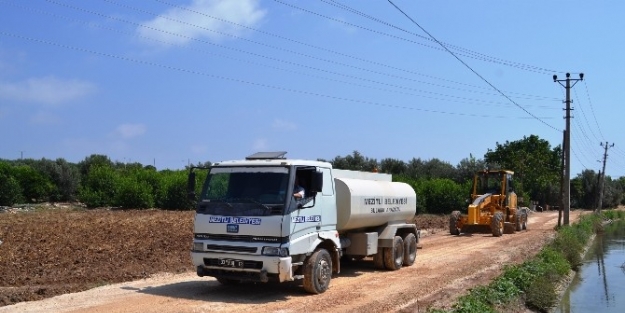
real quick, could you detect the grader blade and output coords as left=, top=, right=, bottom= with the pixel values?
left=460, top=224, right=492, bottom=234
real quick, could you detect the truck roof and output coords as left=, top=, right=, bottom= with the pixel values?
left=213, top=158, right=332, bottom=168
left=211, top=151, right=332, bottom=168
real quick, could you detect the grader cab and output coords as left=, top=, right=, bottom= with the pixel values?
left=449, top=170, right=528, bottom=237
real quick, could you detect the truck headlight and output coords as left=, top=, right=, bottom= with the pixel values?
left=193, top=242, right=203, bottom=251
left=262, top=247, right=289, bottom=257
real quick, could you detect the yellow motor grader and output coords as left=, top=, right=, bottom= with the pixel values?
left=450, top=170, right=528, bottom=237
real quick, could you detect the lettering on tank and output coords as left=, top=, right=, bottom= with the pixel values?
left=365, top=197, right=408, bottom=214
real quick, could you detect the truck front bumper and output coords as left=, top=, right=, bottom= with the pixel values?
left=191, top=251, right=294, bottom=283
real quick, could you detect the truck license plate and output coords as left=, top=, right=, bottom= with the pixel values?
left=219, top=259, right=244, bottom=268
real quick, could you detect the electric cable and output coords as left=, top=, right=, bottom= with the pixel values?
left=385, top=0, right=559, bottom=131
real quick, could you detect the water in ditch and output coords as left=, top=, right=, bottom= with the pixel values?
left=555, top=219, right=625, bottom=313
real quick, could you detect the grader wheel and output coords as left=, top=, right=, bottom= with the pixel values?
left=491, top=212, right=504, bottom=237
left=521, top=208, right=529, bottom=230
left=449, top=211, right=461, bottom=235
left=515, top=210, right=522, bottom=231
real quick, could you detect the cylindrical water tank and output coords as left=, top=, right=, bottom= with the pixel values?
left=335, top=178, right=416, bottom=231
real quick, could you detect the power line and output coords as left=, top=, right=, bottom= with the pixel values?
left=385, top=0, right=560, bottom=131
left=110, top=0, right=559, bottom=101
left=573, top=87, right=603, bottom=143
left=0, top=30, right=545, bottom=120
left=3, top=0, right=560, bottom=111
left=318, top=0, right=566, bottom=75
left=582, top=80, right=605, bottom=140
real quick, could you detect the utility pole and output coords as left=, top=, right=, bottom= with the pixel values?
left=558, top=130, right=565, bottom=227
left=597, top=141, right=614, bottom=212
left=553, top=72, right=583, bottom=225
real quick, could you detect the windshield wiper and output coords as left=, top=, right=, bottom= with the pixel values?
left=238, top=198, right=271, bottom=211
left=204, top=199, right=234, bottom=209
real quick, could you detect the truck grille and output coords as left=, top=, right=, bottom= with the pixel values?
left=205, top=244, right=257, bottom=253
left=194, top=233, right=288, bottom=243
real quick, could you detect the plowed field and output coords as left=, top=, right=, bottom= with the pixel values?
left=0, top=208, right=581, bottom=312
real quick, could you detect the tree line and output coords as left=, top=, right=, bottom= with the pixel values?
left=0, top=154, right=206, bottom=210
left=1, top=135, right=623, bottom=212
left=322, top=135, right=624, bottom=213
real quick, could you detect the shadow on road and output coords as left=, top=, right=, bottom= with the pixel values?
left=126, top=263, right=370, bottom=303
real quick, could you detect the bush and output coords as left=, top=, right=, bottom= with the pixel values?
left=114, top=176, right=154, bottom=209
left=0, top=173, right=22, bottom=206
left=13, top=165, right=54, bottom=202
left=537, top=247, right=570, bottom=277
left=156, top=171, right=193, bottom=210
left=525, top=276, right=557, bottom=312
left=78, top=165, right=120, bottom=208
left=550, top=227, right=584, bottom=270
left=452, top=290, right=497, bottom=313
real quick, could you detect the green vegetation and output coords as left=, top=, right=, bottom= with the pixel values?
left=1, top=134, right=623, bottom=210
left=428, top=210, right=620, bottom=313
left=0, top=155, right=205, bottom=210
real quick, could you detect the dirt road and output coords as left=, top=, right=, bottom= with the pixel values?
left=2, top=210, right=580, bottom=313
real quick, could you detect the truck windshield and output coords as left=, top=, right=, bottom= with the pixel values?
left=197, top=166, right=289, bottom=216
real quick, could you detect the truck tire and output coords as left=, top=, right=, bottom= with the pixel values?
left=515, top=210, right=522, bottom=231
left=383, top=236, right=404, bottom=270
left=303, top=249, right=332, bottom=294
left=373, top=247, right=385, bottom=270
left=402, top=233, right=417, bottom=266
left=449, top=211, right=461, bottom=235
left=491, top=212, right=504, bottom=237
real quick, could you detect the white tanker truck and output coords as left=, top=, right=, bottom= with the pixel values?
left=188, top=152, right=418, bottom=294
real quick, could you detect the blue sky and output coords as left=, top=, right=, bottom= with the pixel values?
left=1, top=0, right=624, bottom=178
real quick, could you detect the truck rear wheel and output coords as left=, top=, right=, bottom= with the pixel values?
left=449, top=211, right=461, bottom=235
left=303, top=249, right=332, bottom=294
left=491, top=212, right=504, bottom=237
left=373, top=247, right=385, bottom=269
left=402, top=233, right=417, bottom=266
left=383, top=236, right=404, bottom=270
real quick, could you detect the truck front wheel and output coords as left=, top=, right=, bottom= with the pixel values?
left=303, top=249, right=332, bottom=294
left=383, top=236, right=404, bottom=270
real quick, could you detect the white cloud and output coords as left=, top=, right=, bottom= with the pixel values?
left=138, top=0, right=266, bottom=45
left=115, top=123, right=147, bottom=139
left=0, top=76, right=96, bottom=106
left=272, top=118, right=297, bottom=131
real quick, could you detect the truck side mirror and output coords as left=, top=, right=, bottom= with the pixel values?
left=187, top=171, right=196, bottom=200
